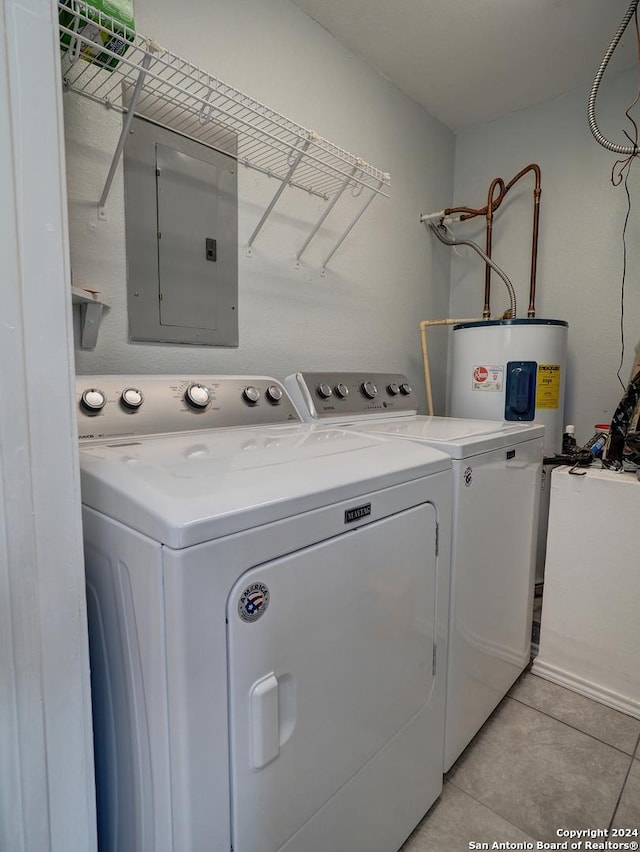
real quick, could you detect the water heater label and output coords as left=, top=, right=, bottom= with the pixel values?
left=536, top=364, right=561, bottom=409
left=472, top=364, right=503, bottom=392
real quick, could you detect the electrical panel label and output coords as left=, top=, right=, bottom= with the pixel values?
left=536, top=364, right=561, bottom=409
left=472, top=365, right=504, bottom=392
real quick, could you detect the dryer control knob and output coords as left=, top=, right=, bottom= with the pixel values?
left=317, top=383, right=333, bottom=399
left=121, top=387, right=144, bottom=410
left=399, top=382, right=412, bottom=396
left=361, top=381, right=378, bottom=399
left=81, top=388, right=107, bottom=413
left=265, top=385, right=283, bottom=404
left=387, top=383, right=400, bottom=396
left=185, top=383, right=211, bottom=409
left=243, top=386, right=261, bottom=404
left=335, top=383, right=350, bottom=399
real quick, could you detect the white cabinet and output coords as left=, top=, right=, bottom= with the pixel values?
left=533, top=466, right=640, bottom=719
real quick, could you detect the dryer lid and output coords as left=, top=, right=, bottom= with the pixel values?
left=79, top=423, right=451, bottom=547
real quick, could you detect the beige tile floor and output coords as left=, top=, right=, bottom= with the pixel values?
left=399, top=672, right=640, bottom=851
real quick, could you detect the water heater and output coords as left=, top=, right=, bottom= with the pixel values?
left=449, top=319, right=568, bottom=456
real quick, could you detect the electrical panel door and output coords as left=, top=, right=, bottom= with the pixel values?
left=124, top=116, right=238, bottom=346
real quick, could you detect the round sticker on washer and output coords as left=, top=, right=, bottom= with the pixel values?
left=238, top=582, right=270, bottom=623
left=463, top=466, right=473, bottom=487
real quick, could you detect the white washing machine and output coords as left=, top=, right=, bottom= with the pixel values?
left=76, top=374, right=452, bottom=852
left=285, top=371, right=543, bottom=770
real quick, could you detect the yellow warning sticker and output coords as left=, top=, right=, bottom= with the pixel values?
left=536, top=364, right=561, bottom=409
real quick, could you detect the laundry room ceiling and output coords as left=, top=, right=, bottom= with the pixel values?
left=290, top=0, right=639, bottom=131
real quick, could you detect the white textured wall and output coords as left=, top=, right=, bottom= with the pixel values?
left=449, top=69, right=640, bottom=443
left=65, top=0, right=454, bottom=412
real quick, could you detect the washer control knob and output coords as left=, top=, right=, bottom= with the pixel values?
left=317, top=383, right=333, bottom=399
left=361, top=381, right=378, bottom=400
left=81, top=388, right=107, bottom=414
left=265, top=385, right=283, bottom=404
left=387, top=383, right=400, bottom=396
left=185, top=383, right=211, bottom=409
left=243, top=386, right=261, bottom=404
left=121, top=387, right=144, bottom=410
left=335, top=383, right=350, bottom=399
left=399, top=382, right=413, bottom=396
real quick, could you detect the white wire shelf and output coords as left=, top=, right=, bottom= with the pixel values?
left=58, top=0, right=391, bottom=267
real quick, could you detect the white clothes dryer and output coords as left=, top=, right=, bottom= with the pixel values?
left=285, top=371, right=543, bottom=770
left=76, top=375, right=452, bottom=852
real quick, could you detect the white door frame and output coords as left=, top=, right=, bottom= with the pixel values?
left=0, top=1, right=97, bottom=850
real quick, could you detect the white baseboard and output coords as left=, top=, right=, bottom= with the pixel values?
left=531, top=658, right=640, bottom=720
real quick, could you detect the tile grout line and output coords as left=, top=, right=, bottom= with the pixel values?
left=507, top=694, right=640, bottom=758
left=607, top=743, right=638, bottom=831
left=445, top=777, right=538, bottom=842
left=608, top=729, right=640, bottom=831
left=441, top=695, right=640, bottom=845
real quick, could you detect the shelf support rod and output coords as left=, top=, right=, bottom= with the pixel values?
left=321, top=177, right=387, bottom=271
left=79, top=301, right=104, bottom=350
left=247, top=136, right=310, bottom=248
left=97, top=49, right=154, bottom=217
left=296, top=164, right=360, bottom=263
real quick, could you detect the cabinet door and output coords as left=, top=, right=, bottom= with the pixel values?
left=226, top=503, right=437, bottom=852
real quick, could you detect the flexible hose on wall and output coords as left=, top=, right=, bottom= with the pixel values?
left=428, top=221, right=517, bottom=318
left=588, top=0, right=640, bottom=154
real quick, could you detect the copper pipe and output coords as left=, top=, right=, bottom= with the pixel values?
left=443, top=181, right=506, bottom=221
left=529, top=179, right=542, bottom=317
left=444, top=164, right=542, bottom=318
left=443, top=204, right=488, bottom=218
left=503, top=164, right=541, bottom=318
left=484, top=178, right=504, bottom=318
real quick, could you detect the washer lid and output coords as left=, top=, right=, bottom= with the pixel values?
left=345, top=415, right=545, bottom=458
left=78, top=423, right=451, bottom=548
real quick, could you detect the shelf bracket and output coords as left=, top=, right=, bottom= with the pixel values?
left=247, top=136, right=311, bottom=250
left=321, top=177, right=387, bottom=272
left=296, top=164, right=360, bottom=264
left=97, top=49, right=154, bottom=219
left=79, top=300, right=104, bottom=349
left=71, top=287, right=109, bottom=349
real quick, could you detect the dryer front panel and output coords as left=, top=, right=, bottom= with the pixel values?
left=226, top=502, right=438, bottom=852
